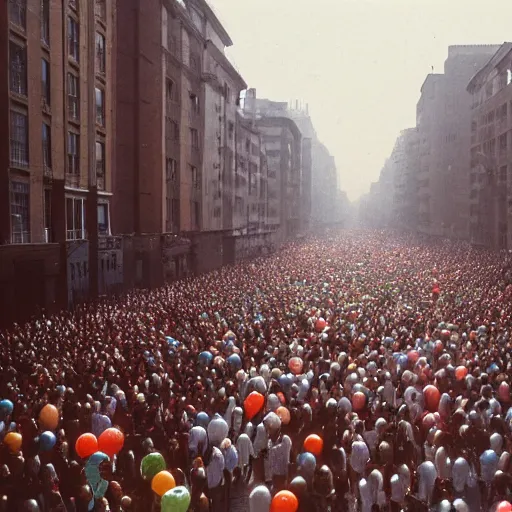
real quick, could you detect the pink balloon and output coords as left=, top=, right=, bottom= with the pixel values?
left=499, top=382, right=510, bottom=402
left=288, top=357, right=303, bottom=375
left=496, top=501, right=512, bottom=512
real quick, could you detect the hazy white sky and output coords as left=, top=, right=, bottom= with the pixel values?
left=208, top=0, right=512, bottom=200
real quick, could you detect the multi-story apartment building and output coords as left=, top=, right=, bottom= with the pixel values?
left=416, top=46, right=500, bottom=238
left=467, top=42, right=512, bottom=249
left=0, top=0, right=116, bottom=325
left=390, top=128, right=419, bottom=231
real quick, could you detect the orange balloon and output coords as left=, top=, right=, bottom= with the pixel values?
left=423, top=385, right=441, bottom=412
left=303, top=434, right=323, bottom=456
left=271, top=490, right=299, bottom=512
left=277, top=392, right=286, bottom=405
left=151, top=470, right=176, bottom=496
left=276, top=406, right=291, bottom=425
left=39, top=404, right=59, bottom=430
left=244, top=391, right=264, bottom=420
left=455, top=366, right=468, bottom=381
left=4, top=432, right=22, bottom=454
left=98, top=428, right=125, bottom=457
left=75, top=433, right=98, bottom=459
left=352, top=391, right=366, bottom=411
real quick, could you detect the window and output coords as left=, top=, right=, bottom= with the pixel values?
left=44, top=189, right=51, bottom=242
left=10, top=181, right=30, bottom=243
left=41, top=0, right=49, bottom=44
left=228, top=122, right=234, bottom=140
left=95, top=87, right=105, bottom=126
left=42, top=59, right=51, bottom=106
left=166, top=198, right=179, bottom=233
left=9, top=41, right=27, bottom=96
left=191, top=200, right=200, bottom=230
left=68, top=17, right=79, bottom=61
left=95, top=0, right=106, bottom=20
left=67, top=132, right=79, bottom=175
left=9, top=0, right=26, bottom=29
left=500, top=133, right=508, bottom=153
left=66, top=197, right=85, bottom=240
left=166, top=79, right=177, bottom=102
left=68, top=73, right=79, bottom=119
left=42, top=123, right=51, bottom=172
left=189, top=164, right=199, bottom=188
left=10, top=111, right=28, bottom=168
left=224, top=83, right=231, bottom=103
left=500, top=165, right=507, bottom=182
left=499, top=103, right=508, bottom=121
left=508, top=69, right=512, bottom=86
left=190, top=128, right=199, bottom=149
left=189, top=93, right=200, bottom=114
left=190, top=52, right=200, bottom=73
left=97, top=203, right=109, bottom=235
left=166, top=118, right=179, bottom=140
left=235, top=197, right=243, bottom=215
left=96, top=32, right=105, bottom=74
left=213, top=206, right=221, bottom=218
left=166, top=158, right=177, bottom=181
left=95, top=141, right=105, bottom=176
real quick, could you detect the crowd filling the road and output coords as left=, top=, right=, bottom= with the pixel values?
left=2, top=230, right=512, bottom=512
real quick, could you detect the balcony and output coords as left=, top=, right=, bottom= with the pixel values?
left=67, top=229, right=86, bottom=241
left=11, top=231, right=30, bottom=244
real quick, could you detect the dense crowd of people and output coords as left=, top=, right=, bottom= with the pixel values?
left=1, top=230, right=512, bottom=512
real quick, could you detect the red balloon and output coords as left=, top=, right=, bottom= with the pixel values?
left=303, top=434, right=323, bottom=456
left=98, top=428, right=124, bottom=457
left=455, top=366, right=468, bottom=381
left=497, top=502, right=512, bottom=512
left=423, top=385, right=441, bottom=412
left=244, top=391, right=264, bottom=420
left=315, top=318, right=326, bottom=332
left=271, top=490, right=299, bottom=512
left=352, top=391, right=366, bottom=412
left=75, top=433, right=98, bottom=459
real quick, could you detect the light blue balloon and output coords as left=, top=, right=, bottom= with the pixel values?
left=196, top=412, right=210, bottom=428
left=0, top=400, right=14, bottom=417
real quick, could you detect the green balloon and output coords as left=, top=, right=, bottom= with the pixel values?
left=161, top=486, right=191, bottom=512
left=140, top=452, right=166, bottom=481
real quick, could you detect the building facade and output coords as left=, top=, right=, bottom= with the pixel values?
left=0, top=0, right=116, bottom=326
left=416, top=46, right=500, bottom=238
left=467, top=43, right=512, bottom=249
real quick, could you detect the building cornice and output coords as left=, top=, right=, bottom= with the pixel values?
left=205, top=40, right=247, bottom=90
left=467, top=42, right=512, bottom=93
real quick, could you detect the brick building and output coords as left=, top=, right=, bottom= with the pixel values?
left=467, top=42, right=512, bottom=249
left=0, top=0, right=116, bottom=326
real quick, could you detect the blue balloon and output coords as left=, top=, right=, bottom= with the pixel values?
left=40, top=431, right=57, bottom=452
left=199, top=351, right=213, bottom=365
left=0, top=400, right=14, bottom=417
left=297, top=451, right=316, bottom=468
left=196, top=412, right=210, bottom=428
left=278, top=374, right=292, bottom=390
left=227, top=353, right=242, bottom=370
